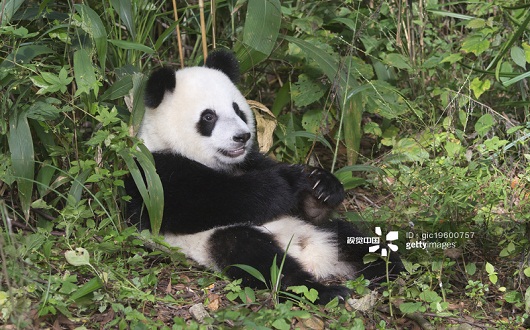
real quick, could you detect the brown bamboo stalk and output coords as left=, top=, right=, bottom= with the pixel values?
left=199, top=0, right=208, bottom=60
left=211, top=0, right=216, bottom=49
left=171, top=0, right=185, bottom=69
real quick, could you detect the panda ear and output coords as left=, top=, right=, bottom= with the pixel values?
left=204, top=49, right=240, bottom=84
left=144, top=67, right=176, bottom=108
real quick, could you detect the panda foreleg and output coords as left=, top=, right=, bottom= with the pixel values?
left=208, top=224, right=350, bottom=304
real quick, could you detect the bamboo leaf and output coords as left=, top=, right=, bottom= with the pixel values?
left=8, top=112, right=34, bottom=221
left=74, top=48, right=99, bottom=97
left=234, top=0, right=281, bottom=72
left=74, top=4, right=107, bottom=73
left=1, top=0, right=24, bottom=26
left=69, top=277, right=103, bottom=302
left=110, top=0, right=135, bottom=39
left=282, top=35, right=363, bottom=164
left=119, top=145, right=163, bottom=235
left=108, top=39, right=154, bottom=54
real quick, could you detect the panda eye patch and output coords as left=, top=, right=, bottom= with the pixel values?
left=233, top=102, right=247, bottom=123
left=201, top=109, right=217, bottom=122
left=197, top=109, right=218, bottom=136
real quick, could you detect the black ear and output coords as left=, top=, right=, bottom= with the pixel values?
left=204, top=49, right=240, bottom=84
left=144, top=67, right=176, bottom=108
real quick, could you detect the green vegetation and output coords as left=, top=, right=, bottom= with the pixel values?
left=1, top=0, right=530, bottom=328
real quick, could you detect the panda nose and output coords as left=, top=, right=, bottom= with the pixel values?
left=233, top=132, right=251, bottom=143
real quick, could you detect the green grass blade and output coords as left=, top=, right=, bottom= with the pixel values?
left=69, top=277, right=103, bottom=302
left=8, top=112, right=34, bottom=221
left=231, top=264, right=268, bottom=286
left=119, top=145, right=163, bottom=235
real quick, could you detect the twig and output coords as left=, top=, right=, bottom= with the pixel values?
left=171, top=0, right=185, bottom=69
left=199, top=0, right=208, bottom=60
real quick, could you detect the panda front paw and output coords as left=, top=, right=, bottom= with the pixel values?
left=306, top=167, right=345, bottom=208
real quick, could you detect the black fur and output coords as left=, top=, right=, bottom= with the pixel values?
left=233, top=102, right=247, bottom=123
left=209, top=224, right=351, bottom=304
left=204, top=49, right=240, bottom=84
left=126, top=148, right=315, bottom=233
left=196, top=109, right=218, bottom=137
left=144, top=67, right=176, bottom=108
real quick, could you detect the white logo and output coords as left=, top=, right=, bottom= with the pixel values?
left=368, top=227, right=399, bottom=257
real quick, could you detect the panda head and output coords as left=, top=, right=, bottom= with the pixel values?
left=138, top=50, right=255, bottom=171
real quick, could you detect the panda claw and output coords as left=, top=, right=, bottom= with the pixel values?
left=309, top=169, right=318, bottom=177
left=312, top=180, right=321, bottom=190
left=318, top=193, right=324, bottom=200
left=323, top=195, right=330, bottom=203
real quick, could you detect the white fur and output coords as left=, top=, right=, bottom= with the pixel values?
left=138, top=67, right=255, bottom=170
left=164, top=229, right=218, bottom=270
left=259, top=218, right=354, bottom=279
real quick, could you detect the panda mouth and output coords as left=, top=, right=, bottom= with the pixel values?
left=220, top=146, right=246, bottom=158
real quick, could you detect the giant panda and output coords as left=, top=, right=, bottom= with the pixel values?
left=125, top=49, right=403, bottom=304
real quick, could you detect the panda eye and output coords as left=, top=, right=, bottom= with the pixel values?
left=201, top=110, right=217, bottom=122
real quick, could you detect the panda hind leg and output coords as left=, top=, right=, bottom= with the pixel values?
left=208, top=225, right=350, bottom=304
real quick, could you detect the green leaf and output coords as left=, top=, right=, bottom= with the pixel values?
left=385, top=53, right=412, bottom=70
left=8, top=111, right=34, bottom=220
left=489, top=274, right=498, bottom=285
left=0, top=45, right=53, bottom=70
left=505, top=291, right=522, bottom=304
left=461, top=36, right=490, bottom=56
left=108, top=39, right=154, bottom=54
left=511, top=46, right=527, bottom=69
left=128, top=73, right=147, bottom=136
left=522, top=43, right=530, bottom=63
left=74, top=49, right=99, bottom=97
left=100, top=74, right=133, bottom=101
left=69, top=277, right=103, bottom=301
left=26, top=99, right=63, bottom=121
left=271, top=319, right=290, bottom=330
left=110, top=0, right=135, bottom=39
left=485, top=262, right=495, bottom=274
left=440, top=53, right=462, bottom=64
left=419, top=290, right=441, bottom=303
left=74, top=4, right=107, bottom=73
left=503, top=70, right=530, bottom=87
left=301, top=109, right=329, bottom=135
left=475, top=114, right=494, bottom=137
left=526, top=287, right=530, bottom=313
left=235, top=0, right=281, bottom=72
left=282, top=36, right=363, bottom=164
left=292, top=74, right=326, bottom=107
left=465, top=263, right=477, bottom=275
left=230, top=264, right=267, bottom=286
left=399, top=302, right=424, bottom=314
left=65, top=248, right=91, bottom=266
left=428, top=10, right=474, bottom=20
left=470, top=77, right=491, bottom=99
left=120, top=145, right=164, bottom=235
left=1, top=0, right=24, bottom=26
left=466, top=18, right=486, bottom=29
left=524, top=267, right=530, bottom=277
